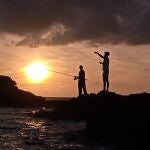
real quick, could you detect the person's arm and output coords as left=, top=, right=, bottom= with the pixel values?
left=94, top=52, right=104, bottom=58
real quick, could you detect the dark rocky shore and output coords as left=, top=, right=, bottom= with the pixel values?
left=35, top=91, right=150, bottom=147
left=0, top=75, right=45, bottom=107
left=36, top=91, right=150, bottom=124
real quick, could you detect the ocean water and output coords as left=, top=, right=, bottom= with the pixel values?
left=0, top=107, right=111, bottom=150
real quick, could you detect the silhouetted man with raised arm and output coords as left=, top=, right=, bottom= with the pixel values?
left=74, top=65, right=87, bottom=96
left=94, top=51, right=110, bottom=92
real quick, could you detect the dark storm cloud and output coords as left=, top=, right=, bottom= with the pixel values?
left=0, top=0, right=150, bottom=46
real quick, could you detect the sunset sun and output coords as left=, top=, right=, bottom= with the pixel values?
left=24, top=62, right=50, bottom=83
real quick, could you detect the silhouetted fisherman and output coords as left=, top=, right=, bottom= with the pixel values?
left=94, top=51, right=110, bottom=92
left=74, top=65, right=87, bottom=96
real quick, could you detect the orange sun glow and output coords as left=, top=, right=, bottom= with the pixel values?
left=24, top=62, right=50, bottom=83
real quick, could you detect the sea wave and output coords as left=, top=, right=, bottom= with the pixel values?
left=0, top=107, right=110, bottom=150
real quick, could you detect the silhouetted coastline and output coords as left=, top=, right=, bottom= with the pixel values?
left=1, top=75, right=150, bottom=148
left=0, top=75, right=45, bottom=107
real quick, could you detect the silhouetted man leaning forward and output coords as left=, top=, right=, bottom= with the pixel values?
left=74, top=65, right=87, bottom=96
left=94, top=51, right=110, bottom=92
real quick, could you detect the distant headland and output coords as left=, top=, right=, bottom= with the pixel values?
left=0, top=75, right=45, bottom=107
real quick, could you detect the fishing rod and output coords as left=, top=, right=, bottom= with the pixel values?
left=48, top=69, right=88, bottom=81
left=1, top=69, right=88, bottom=81
left=48, top=69, right=75, bottom=78
left=1, top=69, right=76, bottom=79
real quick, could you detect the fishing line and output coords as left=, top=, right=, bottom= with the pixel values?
left=47, top=69, right=91, bottom=82
left=48, top=69, right=75, bottom=78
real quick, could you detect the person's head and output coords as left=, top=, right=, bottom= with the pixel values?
left=104, top=51, right=110, bottom=57
left=79, top=65, right=83, bottom=70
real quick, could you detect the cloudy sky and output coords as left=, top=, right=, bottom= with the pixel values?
left=0, top=0, right=150, bottom=97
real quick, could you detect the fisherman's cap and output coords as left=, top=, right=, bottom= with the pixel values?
left=104, top=51, right=110, bottom=56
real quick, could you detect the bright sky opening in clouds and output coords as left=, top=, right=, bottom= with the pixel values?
left=0, top=0, right=150, bottom=97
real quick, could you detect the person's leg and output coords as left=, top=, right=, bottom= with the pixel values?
left=103, top=81, right=106, bottom=92
left=103, top=73, right=106, bottom=92
left=106, top=72, right=109, bottom=92
left=106, top=80, right=109, bottom=92
left=83, top=83, right=87, bottom=95
left=78, top=84, right=82, bottom=96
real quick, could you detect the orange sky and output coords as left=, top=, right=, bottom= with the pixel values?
left=0, top=1, right=150, bottom=97
left=0, top=35, right=149, bottom=97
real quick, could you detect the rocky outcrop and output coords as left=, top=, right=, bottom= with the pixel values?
left=34, top=91, right=150, bottom=145
left=0, top=75, right=45, bottom=107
